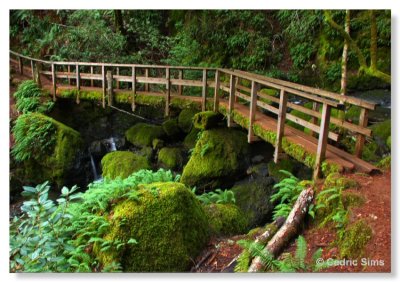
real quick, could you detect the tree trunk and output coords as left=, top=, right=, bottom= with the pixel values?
left=114, top=10, right=125, bottom=35
left=340, top=10, right=350, bottom=97
left=370, top=10, right=378, bottom=71
left=248, top=188, right=314, bottom=272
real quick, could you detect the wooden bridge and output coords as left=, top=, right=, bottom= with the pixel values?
left=9, top=51, right=379, bottom=179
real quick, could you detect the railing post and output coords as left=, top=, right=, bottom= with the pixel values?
left=311, top=102, right=319, bottom=138
left=354, top=108, right=368, bottom=158
left=178, top=69, right=183, bottom=95
left=76, top=64, right=80, bottom=104
left=313, top=103, right=331, bottom=180
left=202, top=69, right=207, bottom=111
left=68, top=65, right=71, bottom=85
left=131, top=66, right=136, bottom=112
left=227, top=74, right=236, bottom=127
left=165, top=68, right=171, bottom=117
left=90, top=66, right=94, bottom=87
left=144, top=68, right=149, bottom=92
left=274, top=89, right=288, bottom=163
left=213, top=70, right=220, bottom=112
left=248, top=81, right=260, bottom=143
left=35, top=62, right=42, bottom=87
left=51, top=63, right=57, bottom=102
left=102, top=65, right=106, bottom=108
left=107, top=70, right=113, bottom=107
left=18, top=57, right=23, bottom=75
left=116, top=67, right=120, bottom=89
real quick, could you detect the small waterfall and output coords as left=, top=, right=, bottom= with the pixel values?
left=109, top=137, right=117, bottom=152
left=89, top=153, right=100, bottom=180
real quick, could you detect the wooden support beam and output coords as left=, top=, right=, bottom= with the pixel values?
left=313, top=103, right=332, bottom=179
left=35, top=63, right=42, bottom=87
left=213, top=70, right=220, bottom=112
left=354, top=108, right=369, bottom=157
left=165, top=68, right=171, bottom=117
left=107, top=70, right=113, bottom=106
left=18, top=57, right=23, bottom=75
left=274, top=90, right=288, bottom=163
left=51, top=63, right=57, bottom=102
left=227, top=74, right=236, bottom=127
left=144, top=68, right=149, bottom=92
left=90, top=66, right=94, bottom=87
left=178, top=70, right=183, bottom=95
left=30, top=60, right=35, bottom=80
left=248, top=81, right=260, bottom=143
left=202, top=69, right=207, bottom=111
left=68, top=65, right=71, bottom=85
left=116, top=67, right=120, bottom=89
left=131, top=66, right=136, bottom=112
left=311, top=102, right=319, bottom=138
left=102, top=65, right=106, bottom=108
left=76, top=64, right=80, bottom=104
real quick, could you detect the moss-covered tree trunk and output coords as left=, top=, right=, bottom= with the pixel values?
left=370, top=10, right=378, bottom=71
left=340, top=10, right=350, bottom=97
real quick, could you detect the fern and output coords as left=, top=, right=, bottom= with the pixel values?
left=13, top=80, right=53, bottom=113
left=196, top=188, right=236, bottom=205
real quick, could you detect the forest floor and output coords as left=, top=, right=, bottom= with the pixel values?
left=193, top=170, right=391, bottom=273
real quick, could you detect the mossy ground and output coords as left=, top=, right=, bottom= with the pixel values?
left=96, top=182, right=209, bottom=272
left=101, top=151, right=150, bottom=179
left=338, top=220, right=373, bottom=259
left=125, top=123, right=165, bottom=147
left=180, top=128, right=250, bottom=190
left=157, top=147, right=183, bottom=170
left=203, top=203, right=248, bottom=236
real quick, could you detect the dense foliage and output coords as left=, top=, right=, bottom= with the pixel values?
left=10, top=10, right=391, bottom=89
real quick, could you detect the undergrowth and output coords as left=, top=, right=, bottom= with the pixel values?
left=13, top=80, right=54, bottom=114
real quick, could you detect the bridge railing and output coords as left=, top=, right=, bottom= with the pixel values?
left=9, top=50, right=376, bottom=178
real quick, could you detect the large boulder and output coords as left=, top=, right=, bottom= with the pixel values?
left=178, top=108, right=198, bottom=133
left=125, top=123, right=165, bottom=147
left=183, top=128, right=201, bottom=150
left=180, top=128, right=250, bottom=190
left=101, top=151, right=150, bottom=179
left=96, top=182, right=209, bottom=272
left=157, top=147, right=184, bottom=170
left=231, top=176, right=276, bottom=228
left=162, top=118, right=182, bottom=139
left=11, top=112, right=82, bottom=188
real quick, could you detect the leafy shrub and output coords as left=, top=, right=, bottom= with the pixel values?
left=13, top=80, right=54, bottom=114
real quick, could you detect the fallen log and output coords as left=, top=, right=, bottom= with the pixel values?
left=248, top=187, right=314, bottom=272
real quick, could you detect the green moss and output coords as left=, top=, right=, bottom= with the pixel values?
left=259, top=88, right=278, bottom=105
left=162, top=118, right=181, bottom=138
left=342, top=191, right=365, bottom=209
left=268, top=159, right=295, bottom=181
left=180, top=128, right=250, bottom=190
left=58, top=89, right=102, bottom=101
left=339, top=220, right=372, bottom=259
left=193, top=111, right=223, bottom=130
left=386, top=135, right=391, bottom=148
left=345, top=106, right=361, bottom=123
left=12, top=113, right=82, bottom=187
left=203, top=203, right=248, bottom=236
left=324, top=173, right=360, bottom=190
left=96, top=182, right=209, bottom=272
left=371, top=119, right=391, bottom=143
left=377, top=156, right=391, bottom=170
left=183, top=128, right=201, bottom=149
left=135, top=93, right=165, bottom=107
left=158, top=147, right=183, bottom=170
left=125, top=123, right=165, bottom=147
left=178, top=108, right=199, bottom=133
left=101, top=151, right=150, bottom=180
left=114, top=92, right=133, bottom=104
left=170, top=97, right=202, bottom=110
left=138, top=146, right=154, bottom=161
left=152, top=138, right=164, bottom=150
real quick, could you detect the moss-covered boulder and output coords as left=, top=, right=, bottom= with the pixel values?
left=267, top=159, right=295, bottom=181
left=96, top=182, right=209, bottom=272
left=371, top=119, right=391, bottom=144
left=11, top=113, right=82, bottom=187
left=157, top=147, right=184, bottom=170
left=101, top=151, right=150, bottom=179
left=193, top=111, right=223, bottom=130
left=183, top=128, right=201, bottom=149
left=180, top=128, right=250, bottom=190
left=231, top=177, right=276, bottom=228
left=339, top=220, right=372, bottom=259
left=203, top=203, right=248, bottom=236
left=152, top=138, right=164, bottom=150
left=162, top=118, right=181, bottom=138
left=125, top=123, right=165, bottom=147
left=178, top=108, right=198, bottom=133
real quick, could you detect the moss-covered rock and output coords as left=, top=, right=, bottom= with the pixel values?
left=181, top=128, right=250, bottom=190
left=152, top=138, right=164, bottom=150
left=183, top=128, right=201, bottom=150
left=342, top=191, right=365, bottom=209
left=193, top=111, right=223, bottom=130
left=125, top=123, right=165, bottom=147
left=158, top=147, right=184, bottom=170
left=371, top=119, right=391, bottom=144
left=386, top=135, right=391, bottom=148
left=178, top=108, right=198, bottom=133
left=11, top=113, right=82, bottom=187
left=162, top=118, right=181, bottom=138
left=339, top=220, right=372, bottom=259
left=231, top=177, right=276, bottom=228
left=101, top=151, right=150, bottom=179
left=203, top=203, right=248, bottom=236
left=267, top=159, right=295, bottom=181
left=96, top=182, right=209, bottom=272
